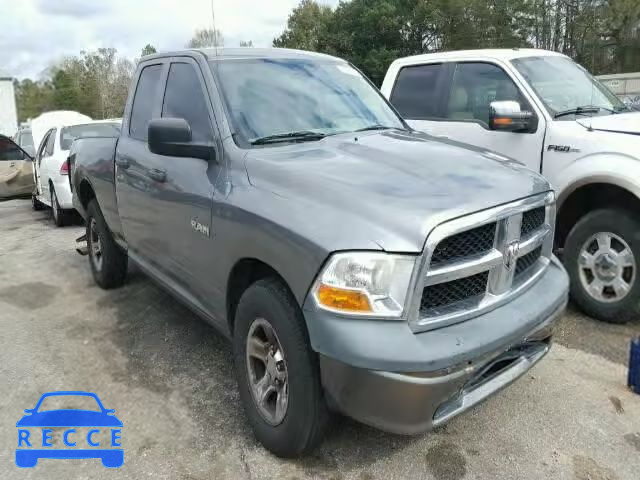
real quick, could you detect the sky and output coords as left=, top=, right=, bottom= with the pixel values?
left=1, top=0, right=339, bottom=80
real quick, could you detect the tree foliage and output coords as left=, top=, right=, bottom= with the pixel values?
left=15, top=48, right=134, bottom=123
left=274, top=0, right=640, bottom=85
left=186, top=28, right=224, bottom=48
left=141, top=44, right=157, bottom=56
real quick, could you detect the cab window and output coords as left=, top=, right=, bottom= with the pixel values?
left=162, top=62, right=213, bottom=142
left=129, top=64, right=163, bottom=141
left=445, top=62, right=531, bottom=127
left=389, top=64, right=447, bottom=119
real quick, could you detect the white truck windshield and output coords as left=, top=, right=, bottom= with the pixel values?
left=511, top=56, right=628, bottom=117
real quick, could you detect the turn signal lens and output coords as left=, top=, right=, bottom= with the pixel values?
left=493, top=117, right=513, bottom=126
left=316, top=284, right=372, bottom=312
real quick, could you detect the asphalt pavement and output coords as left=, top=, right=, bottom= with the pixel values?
left=1, top=198, right=639, bottom=479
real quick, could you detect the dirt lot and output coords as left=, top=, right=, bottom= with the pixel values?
left=1, top=198, right=639, bottom=479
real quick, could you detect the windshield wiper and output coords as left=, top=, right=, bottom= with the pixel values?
left=250, top=131, right=327, bottom=145
left=554, top=105, right=611, bottom=119
left=354, top=124, right=405, bottom=132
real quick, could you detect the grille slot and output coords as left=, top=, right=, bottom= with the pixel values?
left=515, top=246, right=542, bottom=278
left=431, top=222, right=496, bottom=266
left=521, top=207, right=545, bottom=238
left=421, top=271, right=489, bottom=311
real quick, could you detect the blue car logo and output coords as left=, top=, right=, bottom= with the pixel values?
left=16, top=391, right=123, bottom=468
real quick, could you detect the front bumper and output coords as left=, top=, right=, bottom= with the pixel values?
left=306, top=258, right=568, bottom=434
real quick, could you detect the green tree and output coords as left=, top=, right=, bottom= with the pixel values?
left=141, top=44, right=157, bottom=56
left=273, top=0, right=333, bottom=51
left=187, top=28, right=224, bottom=48
left=239, top=40, right=254, bottom=47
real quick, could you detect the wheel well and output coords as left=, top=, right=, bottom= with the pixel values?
left=226, top=259, right=293, bottom=332
left=556, top=183, right=640, bottom=248
left=77, top=179, right=96, bottom=209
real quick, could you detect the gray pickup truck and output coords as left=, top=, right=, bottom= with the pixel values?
left=71, top=48, right=569, bottom=457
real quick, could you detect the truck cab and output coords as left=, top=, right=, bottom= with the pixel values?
left=382, top=49, right=640, bottom=323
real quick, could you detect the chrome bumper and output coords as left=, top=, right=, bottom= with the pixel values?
left=319, top=300, right=564, bottom=435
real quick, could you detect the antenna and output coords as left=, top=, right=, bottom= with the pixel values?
left=211, top=0, right=219, bottom=57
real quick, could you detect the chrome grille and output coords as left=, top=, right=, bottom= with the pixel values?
left=521, top=207, right=545, bottom=238
left=421, top=271, right=488, bottom=310
left=431, top=223, right=496, bottom=266
left=413, top=193, right=555, bottom=332
left=515, top=246, right=542, bottom=279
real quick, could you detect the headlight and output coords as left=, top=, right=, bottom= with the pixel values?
left=312, top=252, right=417, bottom=318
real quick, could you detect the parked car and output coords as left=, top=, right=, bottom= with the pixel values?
left=71, top=48, right=568, bottom=457
left=13, top=127, right=35, bottom=158
left=31, top=113, right=120, bottom=226
left=0, top=134, right=34, bottom=199
left=382, top=49, right=640, bottom=323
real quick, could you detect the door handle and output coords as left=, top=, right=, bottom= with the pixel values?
left=148, top=168, right=167, bottom=182
left=115, top=157, right=130, bottom=169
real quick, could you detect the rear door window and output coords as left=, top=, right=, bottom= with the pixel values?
left=389, top=64, right=448, bottom=119
left=129, top=64, right=163, bottom=141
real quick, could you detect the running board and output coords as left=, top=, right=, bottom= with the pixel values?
left=76, top=234, right=88, bottom=256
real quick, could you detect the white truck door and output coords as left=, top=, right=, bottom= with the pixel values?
left=388, top=61, right=546, bottom=173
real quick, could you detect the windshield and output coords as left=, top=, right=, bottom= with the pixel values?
left=511, top=56, right=628, bottom=118
left=37, top=394, right=101, bottom=412
left=210, top=58, right=404, bottom=145
left=60, top=123, right=121, bottom=150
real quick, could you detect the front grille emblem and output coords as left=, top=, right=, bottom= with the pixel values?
left=504, top=240, right=520, bottom=271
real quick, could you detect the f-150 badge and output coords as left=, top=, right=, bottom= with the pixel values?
left=191, top=219, right=210, bottom=237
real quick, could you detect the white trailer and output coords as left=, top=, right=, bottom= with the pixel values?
left=0, top=77, right=18, bottom=136
left=597, top=72, right=640, bottom=109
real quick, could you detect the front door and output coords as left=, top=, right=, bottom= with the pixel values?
left=390, top=61, right=546, bottom=173
left=33, top=128, right=54, bottom=198
left=0, top=136, right=34, bottom=198
left=152, top=59, right=223, bottom=308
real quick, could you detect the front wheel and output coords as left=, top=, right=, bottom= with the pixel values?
left=233, top=278, right=328, bottom=457
left=564, top=208, right=640, bottom=323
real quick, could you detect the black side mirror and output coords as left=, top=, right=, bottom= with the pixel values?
left=148, top=118, right=215, bottom=161
left=489, top=101, right=534, bottom=132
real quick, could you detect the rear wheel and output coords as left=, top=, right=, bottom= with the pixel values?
left=50, top=187, right=68, bottom=227
left=564, top=208, right=640, bottom=323
left=233, top=278, right=328, bottom=457
left=86, top=199, right=127, bottom=289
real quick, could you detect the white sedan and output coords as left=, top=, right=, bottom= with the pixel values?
left=32, top=112, right=120, bottom=226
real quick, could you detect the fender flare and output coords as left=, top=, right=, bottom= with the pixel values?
left=554, top=153, right=640, bottom=210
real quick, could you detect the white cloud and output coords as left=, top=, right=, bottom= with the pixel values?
left=1, top=0, right=339, bottom=79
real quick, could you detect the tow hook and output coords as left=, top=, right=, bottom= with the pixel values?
left=76, top=234, right=89, bottom=256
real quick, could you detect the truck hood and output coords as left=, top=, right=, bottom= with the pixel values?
left=576, top=111, right=640, bottom=135
left=244, top=130, right=550, bottom=252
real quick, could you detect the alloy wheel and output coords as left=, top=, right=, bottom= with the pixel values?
left=578, top=231, right=636, bottom=303
left=245, top=317, right=289, bottom=426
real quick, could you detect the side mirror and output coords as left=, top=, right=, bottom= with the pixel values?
left=148, top=118, right=215, bottom=161
left=489, top=101, right=534, bottom=132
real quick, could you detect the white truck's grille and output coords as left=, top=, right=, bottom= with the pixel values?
left=412, top=192, right=555, bottom=332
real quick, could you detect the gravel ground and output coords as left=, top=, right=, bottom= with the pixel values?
left=1, top=198, right=639, bottom=479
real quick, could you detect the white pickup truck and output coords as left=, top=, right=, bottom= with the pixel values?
left=381, top=48, right=640, bottom=323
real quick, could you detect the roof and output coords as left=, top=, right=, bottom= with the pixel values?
left=392, top=48, right=567, bottom=66
left=144, top=47, right=344, bottom=63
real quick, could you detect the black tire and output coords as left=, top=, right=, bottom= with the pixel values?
left=31, top=194, right=44, bottom=211
left=233, top=277, right=328, bottom=457
left=564, top=208, right=640, bottom=323
left=50, top=186, right=68, bottom=227
left=86, top=199, right=127, bottom=289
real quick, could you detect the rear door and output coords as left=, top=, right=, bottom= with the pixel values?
left=115, top=61, right=167, bottom=263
